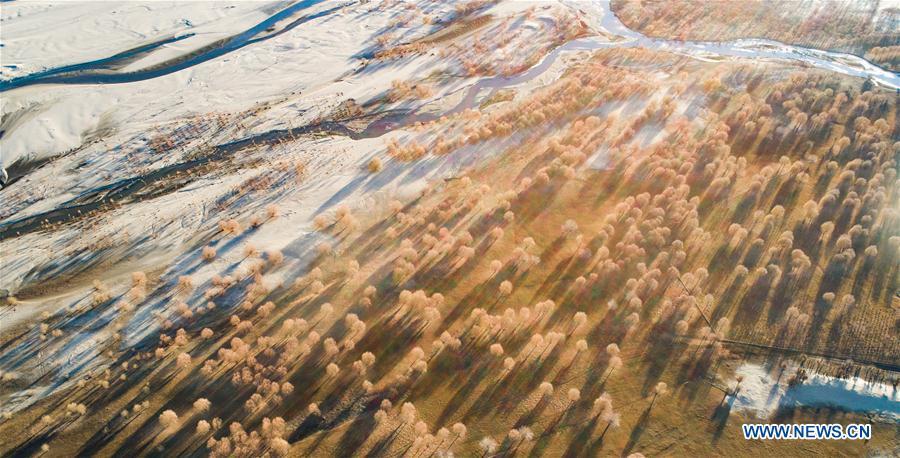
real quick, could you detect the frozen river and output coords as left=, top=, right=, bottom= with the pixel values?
left=2, top=0, right=897, bottom=94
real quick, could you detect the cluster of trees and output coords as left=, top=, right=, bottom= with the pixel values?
left=386, top=54, right=653, bottom=162
left=612, top=0, right=898, bottom=60
left=388, top=80, right=433, bottom=103
left=371, top=2, right=585, bottom=79
left=864, top=45, right=900, bottom=71
left=5, top=43, right=896, bottom=458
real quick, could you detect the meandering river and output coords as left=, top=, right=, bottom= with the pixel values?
left=1, top=0, right=897, bottom=94
left=455, top=0, right=898, bottom=110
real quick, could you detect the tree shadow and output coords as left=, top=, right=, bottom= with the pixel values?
left=709, top=391, right=736, bottom=443
left=621, top=406, right=651, bottom=457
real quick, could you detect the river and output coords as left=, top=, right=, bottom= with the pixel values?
left=363, top=0, right=900, bottom=135
left=1, top=0, right=897, bottom=95
left=0, top=0, right=333, bottom=92
left=456, top=0, right=898, bottom=110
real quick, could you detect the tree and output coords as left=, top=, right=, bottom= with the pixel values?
left=193, top=398, right=211, bottom=412
left=575, top=339, right=588, bottom=352
left=478, top=437, right=498, bottom=457
left=159, top=410, right=179, bottom=430
left=650, top=382, right=668, bottom=409
left=176, top=353, right=191, bottom=369
left=451, top=423, right=467, bottom=444
left=568, top=311, right=587, bottom=335
left=400, top=402, right=417, bottom=425
left=567, top=388, right=581, bottom=405
left=539, top=381, right=554, bottom=397
left=503, top=357, right=516, bottom=373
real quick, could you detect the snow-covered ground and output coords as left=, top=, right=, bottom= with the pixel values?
left=1, top=0, right=348, bottom=168
left=0, top=0, right=594, bottom=293
left=0, top=1, right=276, bottom=79
left=731, top=363, right=899, bottom=422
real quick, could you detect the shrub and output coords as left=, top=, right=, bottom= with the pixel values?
left=368, top=157, right=384, bottom=173
left=132, top=272, right=148, bottom=287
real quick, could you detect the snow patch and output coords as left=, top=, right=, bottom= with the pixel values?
left=732, top=363, right=899, bottom=421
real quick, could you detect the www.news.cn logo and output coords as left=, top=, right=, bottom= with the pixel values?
left=742, top=423, right=871, bottom=440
